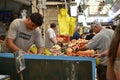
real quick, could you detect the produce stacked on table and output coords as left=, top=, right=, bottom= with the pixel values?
left=29, top=36, right=95, bottom=57
left=66, top=39, right=95, bottom=57
left=44, top=38, right=95, bottom=57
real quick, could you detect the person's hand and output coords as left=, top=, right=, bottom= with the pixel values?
left=92, top=54, right=102, bottom=58
left=92, top=50, right=108, bottom=58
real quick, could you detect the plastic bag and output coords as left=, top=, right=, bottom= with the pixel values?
left=69, top=17, right=76, bottom=36
left=58, top=8, right=70, bottom=35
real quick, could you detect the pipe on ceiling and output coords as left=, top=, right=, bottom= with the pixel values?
left=14, top=0, right=31, bottom=6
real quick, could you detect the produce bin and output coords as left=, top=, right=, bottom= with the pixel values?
left=0, top=53, right=96, bottom=80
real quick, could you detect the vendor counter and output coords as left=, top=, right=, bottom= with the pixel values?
left=0, top=53, right=96, bottom=80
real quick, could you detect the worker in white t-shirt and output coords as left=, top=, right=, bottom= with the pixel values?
left=0, top=13, right=44, bottom=54
left=45, top=23, right=57, bottom=48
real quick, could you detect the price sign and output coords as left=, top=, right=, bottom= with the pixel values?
left=14, top=50, right=26, bottom=73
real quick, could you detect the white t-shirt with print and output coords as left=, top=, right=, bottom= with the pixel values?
left=1, top=19, right=44, bottom=52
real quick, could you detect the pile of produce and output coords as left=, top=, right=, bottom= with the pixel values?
left=29, top=37, right=95, bottom=57
left=66, top=39, right=94, bottom=57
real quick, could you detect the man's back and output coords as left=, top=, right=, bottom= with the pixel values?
left=45, top=28, right=56, bottom=48
left=87, top=29, right=114, bottom=65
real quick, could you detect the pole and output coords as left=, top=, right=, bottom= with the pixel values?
left=64, top=0, right=68, bottom=10
left=20, top=72, right=23, bottom=80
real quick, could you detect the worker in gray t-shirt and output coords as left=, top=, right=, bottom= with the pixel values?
left=79, top=21, right=114, bottom=80
left=0, top=13, right=44, bottom=54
